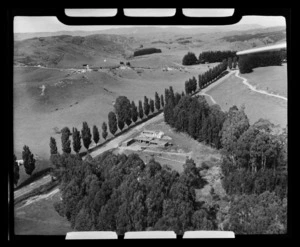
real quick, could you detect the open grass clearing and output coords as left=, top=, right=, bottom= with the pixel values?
left=207, top=73, right=287, bottom=128
left=241, top=64, right=287, bottom=98
left=14, top=189, right=71, bottom=235
left=14, top=62, right=215, bottom=160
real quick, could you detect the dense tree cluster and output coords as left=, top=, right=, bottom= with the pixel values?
left=161, top=84, right=287, bottom=234
left=134, top=48, right=162, bottom=57
left=220, top=112, right=287, bottom=199
left=198, top=50, right=237, bottom=63
left=219, top=107, right=287, bottom=234
left=164, top=95, right=226, bottom=149
left=53, top=151, right=218, bottom=234
left=182, top=52, right=198, bottom=66
left=238, top=51, right=282, bottom=74
left=225, top=191, right=287, bottom=234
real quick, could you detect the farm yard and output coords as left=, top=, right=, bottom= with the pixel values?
left=114, top=118, right=221, bottom=173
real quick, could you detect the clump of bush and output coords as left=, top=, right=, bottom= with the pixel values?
left=182, top=52, right=198, bottom=65
left=133, top=48, right=162, bottom=57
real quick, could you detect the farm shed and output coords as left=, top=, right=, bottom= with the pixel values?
left=122, top=138, right=135, bottom=146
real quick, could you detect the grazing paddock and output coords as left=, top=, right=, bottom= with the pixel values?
left=14, top=189, right=71, bottom=235
left=241, top=64, right=287, bottom=98
left=207, top=73, right=287, bottom=128
left=14, top=61, right=216, bottom=160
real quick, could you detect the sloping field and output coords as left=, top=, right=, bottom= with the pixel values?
left=13, top=61, right=214, bottom=160
left=207, top=73, right=287, bottom=128
left=242, top=64, right=287, bottom=98
left=14, top=189, right=71, bottom=235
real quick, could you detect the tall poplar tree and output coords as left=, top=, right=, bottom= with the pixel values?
left=155, top=92, right=161, bottom=111
left=81, top=122, right=92, bottom=151
left=22, top=145, right=36, bottom=176
left=138, top=100, right=144, bottom=119
left=108, top=112, right=118, bottom=136
left=102, top=122, right=108, bottom=140
left=72, top=128, right=82, bottom=153
left=93, top=125, right=100, bottom=145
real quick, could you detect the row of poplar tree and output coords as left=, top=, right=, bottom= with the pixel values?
left=49, top=91, right=167, bottom=156
left=185, top=59, right=228, bottom=95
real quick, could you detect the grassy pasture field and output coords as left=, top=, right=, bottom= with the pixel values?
left=13, top=60, right=215, bottom=161
left=242, top=64, right=287, bottom=98
left=207, top=71, right=287, bottom=128
left=14, top=189, right=72, bottom=235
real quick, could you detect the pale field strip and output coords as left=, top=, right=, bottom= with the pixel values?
left=16, top=188, right=60, bottom=210
left=14, top=175, right=52, bottom=199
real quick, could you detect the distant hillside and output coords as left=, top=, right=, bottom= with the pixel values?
left=14, top=24, right=267, bottom=41
left=14, top=26, right=287, bottom=68
left=14, top=34, right=135, bottom=68
left=221, top=30, right=286, bottom=44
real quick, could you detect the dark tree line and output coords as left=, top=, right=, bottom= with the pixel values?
left=198, top=60, right=228, bottom=89
left=198, top=50, right=237, bottom=63
left=134, top=48, right=162, bottom=57
left=53, top=151, right=218, bottom=234
left=238, top=51, right=282, bottom=74
left=56, top=92, right=165, bottom=157
left=164, top=94, right=226, bottom=149
left=107, top=93, right=163, bottom=137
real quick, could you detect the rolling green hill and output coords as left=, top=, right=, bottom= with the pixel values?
left=14, top=34, right=135, bottom=68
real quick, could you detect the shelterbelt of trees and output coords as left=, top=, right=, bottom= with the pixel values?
left=182, top=50, right=237, bottom=66
left=238, top=51, right=283, bottom=74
